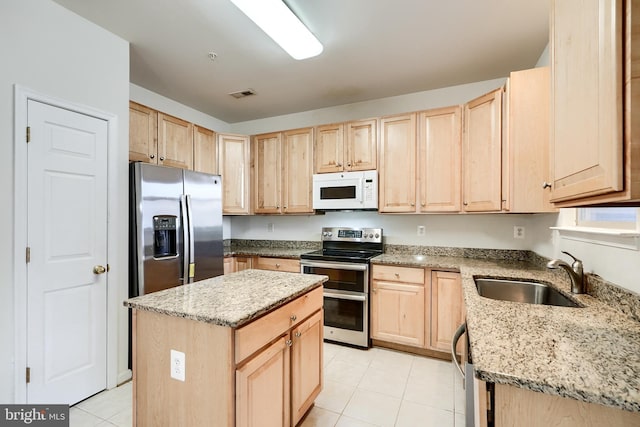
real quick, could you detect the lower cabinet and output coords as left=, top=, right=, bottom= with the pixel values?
left=254, top=257, right=301, bottom=273
left=371, top=264, right=463, bottom=356
left=290, top=311, right=323, bottom=425
left=371, top=265, right=426, bottom=347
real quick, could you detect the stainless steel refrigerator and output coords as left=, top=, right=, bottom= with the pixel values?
left=129, top=162, right=224, bottom=297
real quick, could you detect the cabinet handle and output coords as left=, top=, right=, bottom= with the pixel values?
left=410, top=203, right=415, bottom=207
left=542, top=182, right=552, bottom=189
left=149, top=154, right=155, bottom=159
left=295, top=331, right=302, bottom=338
left=394, top=273, right=400, bottom=278
left=347, top=162, right=351, bottom=167
left=286, top=339, right=293, bottom=347
left=275, top=263, right=280, bottom=268
left=463, top=202, right=468, bottom=206
left=372, top=288, right=377, bottom=293
left=421, top=203, right=426, bottom=207
left=337, top=163, right=342, bottom=167
left=290, top=315, right=297, bottom=322
left=160, top=156, right=165, bottom=161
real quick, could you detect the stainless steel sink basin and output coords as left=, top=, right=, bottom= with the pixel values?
left=475, top=278, right=581, bottom=307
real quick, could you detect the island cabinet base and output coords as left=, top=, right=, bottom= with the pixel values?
left=494, top=383, right=640, bottom=427
left=132, top=310, right=235, bottom=427
left=131, top=285, right=323, bottom=427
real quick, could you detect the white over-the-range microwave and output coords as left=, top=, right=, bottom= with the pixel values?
left=312, top=170, right=378, bottom=210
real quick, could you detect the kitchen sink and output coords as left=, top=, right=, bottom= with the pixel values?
left=475, top=278, right=581, bottom=308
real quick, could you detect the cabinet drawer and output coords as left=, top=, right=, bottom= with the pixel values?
left=255, top=257, right=300, bottom=273
left=372, top=265, right=425, bottom=284
left=235, top=286, right=323, bottom=364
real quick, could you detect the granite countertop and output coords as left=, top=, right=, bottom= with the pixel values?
left=224, top=247, right=312, bottom=259
left=372, top=254, right=640, bottom=412
left=124, top=269, right=327, bottom=328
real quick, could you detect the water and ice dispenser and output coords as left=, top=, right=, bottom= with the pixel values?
left=153, top=215, right=177, bottom=258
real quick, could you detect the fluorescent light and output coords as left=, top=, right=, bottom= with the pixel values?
left=230, top=0, right=323, bottom=60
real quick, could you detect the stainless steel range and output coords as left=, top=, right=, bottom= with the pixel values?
left=300, top=227, right=383, bottom=348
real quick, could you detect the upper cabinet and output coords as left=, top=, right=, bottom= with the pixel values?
left=129, top=101, right=216, bottom=173
left=503, top=67, right=555, bottom=213
left=254, top=128, right=314, bottom=214
left=314, top=119, right=377, bottom=173
left=193, top=125, right=218, bottom=175
left=379, top=114, right=417, bottom=213
left=418, top=106, right=462, bottom=213
left=219, top=133, right=251, bottom=215
left=462, top=89, right=503, bottom=212
left=550, top=0, right=640, bottom=205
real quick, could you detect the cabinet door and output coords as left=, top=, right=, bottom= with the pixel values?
left=291, top=310, right=323, bottom=426
left=315, top=123, right=344, bottom=173
left=506, top=67, right=555, bottom=213
left=254, top=133, right=282, bottom=214
left=550, top=0, right=623, bottom=202
left=429, top=271, right=463, bottom=353
left=346, top=119, right=377, bottom=171
left=236, top=335, right=290, bottom=427
left=223, top=257, right=234, bottom=274
left=219, top=134, right=251, bottom=214
left=379, top=114, right=417, bottom=212
left=418, top=106, right=462, bottom=212
left=254, top=257, right=300, bottom=273
left=157, top=113, right=193, bottom=170
left=234, top=256, right=253, bottom=272
left=193, top=125, right=218, bottom=175
left=283, top=128, right=314, bottom=214
left=371, top=280, right=425, bottom=347
left=463, top=89, right=503, bottom=212
left=129, top=102, right=157, bottom=163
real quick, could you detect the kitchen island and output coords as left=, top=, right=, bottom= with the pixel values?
left=124, top=269, right=327, bottom=427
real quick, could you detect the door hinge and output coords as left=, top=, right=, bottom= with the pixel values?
left=26, top=247, right=30, bottom=263
left=26, top=126, right=30, bottom=143
left=26, top=367, right=30, bottom=384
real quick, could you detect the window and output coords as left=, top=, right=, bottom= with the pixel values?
left=576, top=207, right=639, bottom=231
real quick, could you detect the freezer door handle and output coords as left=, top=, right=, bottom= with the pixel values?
left=180, top=195, right=190, bottom=285
left=185, top=194, right=196, bottom=282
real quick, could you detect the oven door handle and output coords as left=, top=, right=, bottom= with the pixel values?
left=324, top=291, right=367, bottom=302
left=301, top=261, right=368, bottom=271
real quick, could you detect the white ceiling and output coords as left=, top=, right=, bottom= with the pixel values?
left=53, top=0, right=550, bottom=123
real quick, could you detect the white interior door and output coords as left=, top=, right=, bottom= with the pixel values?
left=26, top=100, right=108, bottom=405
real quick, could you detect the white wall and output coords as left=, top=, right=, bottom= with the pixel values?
left=130, top=84, right=231, bottom=134
left=231, top=212, right=554, bottom=250
left=0, top=0, right=129, bottom=402
left=229, top=78, right=506, bottom=135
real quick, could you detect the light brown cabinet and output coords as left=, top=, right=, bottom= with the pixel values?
left=502, top=67, right=555, bottom=213
left=219, top=133, right=251, bottom=215
left=378, top=114, right=417, bottom=213
left=129, top=102, right=157, bottom=163
left=254, top=128, right=314, bottom=214
left=314, top=119, right=377, bottom=173
left=157, top=113, right=194, bottom=170
left=254, top=257, right=300, bottom=273
left=463, top=88, right=503, bottom=212
left=193, top=125, right=218, bottom=174
left=418, top=106, right=462, bottom=212
left=429, top=270, right=463, bottom=354
left=371, top=265, right=426, bottom=347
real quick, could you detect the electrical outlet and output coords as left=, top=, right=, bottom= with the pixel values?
left=267, top=223, right=274, bottom=232
left=170, top=349, right=185, bottom=381
left=513, top=226, right=525, bottom=239
left=417, top=225, right=426, bottom=236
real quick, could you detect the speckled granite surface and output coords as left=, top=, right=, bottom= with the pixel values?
left=372, top=253, right=640, bottom=412
left=124, top=269, right=327, bottom=328
left=224, top=239, right=320, bottom=258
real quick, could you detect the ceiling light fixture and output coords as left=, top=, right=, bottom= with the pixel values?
left=229, top=0, right=323, bottom=60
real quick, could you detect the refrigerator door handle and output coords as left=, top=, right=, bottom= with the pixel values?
left=185, top=194, right=196, bottom=283
left=180, top=194, right=190, bottom=284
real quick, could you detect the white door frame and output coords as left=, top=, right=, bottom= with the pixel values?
left=13, top=85, right=120, bottom=403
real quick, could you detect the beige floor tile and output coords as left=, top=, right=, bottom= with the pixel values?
left=342, top=389, right=401, bottom=427
left=403, top=376, right=455, bottom=411
left=334, top=415, right=379, bottom=427
left=75, top=383, right=131, bottom=422
left=324, top=358, right=369, bottom=387
left=368, top=348, right=414, bottom=378
left=315, top=380, right=357, bottom=413
left=69, top=407, right=106, bottom=426
left=333, top=345, right=378, bottom=367
left=106, top=405, right=132, bottom=427
left=357, top=366, right=408, bottom=398
left=409, top=356, right=454, bottom=390
left=455, top=412, right=466, bottom=427
left=300, top=406, right=340, bottom=427
left=395, top=401, right=454, bottom=427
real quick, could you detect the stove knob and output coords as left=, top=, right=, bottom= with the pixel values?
left=368, top=233, right=374, bottom=238
left=375, top=233, right=380, bottom=238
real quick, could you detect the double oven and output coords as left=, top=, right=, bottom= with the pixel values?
left=300, top=227, right=382, bottom=348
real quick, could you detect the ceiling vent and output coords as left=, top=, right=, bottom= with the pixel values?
left=229, top=89, right=256, bottom=99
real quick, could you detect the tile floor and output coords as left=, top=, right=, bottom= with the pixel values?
left=70, top=342, right=465, bottom=427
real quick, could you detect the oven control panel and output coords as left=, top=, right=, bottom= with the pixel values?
left=321, top=227, right=382, bottom=243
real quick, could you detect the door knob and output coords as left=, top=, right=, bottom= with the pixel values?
left=93, top=265, right=107, bottom=274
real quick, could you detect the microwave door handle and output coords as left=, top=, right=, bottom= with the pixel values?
left=180, top=195, right=189, bottom=284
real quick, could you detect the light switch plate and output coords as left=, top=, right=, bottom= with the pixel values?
left=170, top=349, right=186, bottom=381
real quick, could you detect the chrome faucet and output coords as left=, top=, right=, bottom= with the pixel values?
left=546, top=251, right=585, bottom=294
